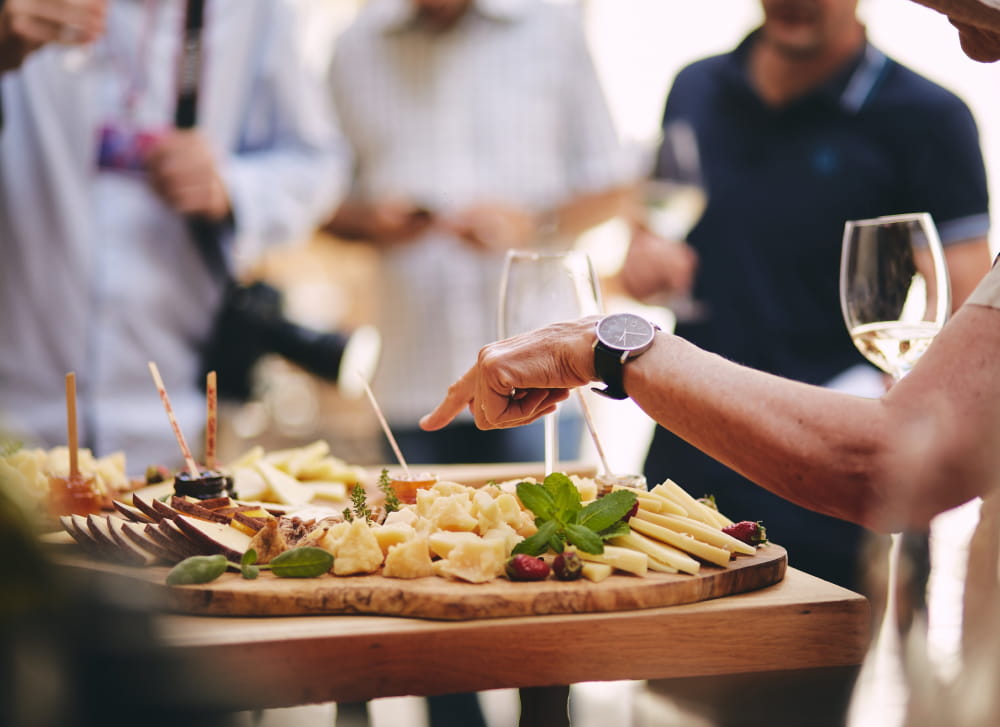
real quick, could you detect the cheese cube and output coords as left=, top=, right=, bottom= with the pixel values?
left=382, top=537, right=435, bottom=579
left=428, top=530, right=481, bottom=559
left=433, top=537, right=507, bottom=583
left=374, top=522, right=416, bottom=555
left=333, top=519, right=384, bottom=575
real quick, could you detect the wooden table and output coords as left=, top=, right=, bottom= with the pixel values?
left=151, top=566, right=868, bottom=710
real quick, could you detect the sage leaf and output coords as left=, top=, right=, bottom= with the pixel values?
left=166, top=554, right=228, bottom=586
left=242, top=564, right=260, bottom=580
left=240, top=549, right=260, bottom=580
left=578, top=489, right=637, bottom=532
left=268, top=546, right=333, bottom=578
left=564, top=523, right=604, bottom=555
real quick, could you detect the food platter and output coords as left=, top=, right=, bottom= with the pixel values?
left=52, top=543, right=786, bottom=621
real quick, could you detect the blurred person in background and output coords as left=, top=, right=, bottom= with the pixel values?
left=621, top=0, right=991, bottom=604
left=0, top=0, right=347, bottom=473
left=325, top=0, right=632, bottom=469
left=324, top=1, right=631, bottom=725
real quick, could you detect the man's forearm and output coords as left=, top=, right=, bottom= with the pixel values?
left=624, top=303, right=1000, bottom=531
left=945, top=236, right=991, bottom=307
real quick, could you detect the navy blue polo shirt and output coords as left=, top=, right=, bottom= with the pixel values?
left=661, top=32, right=989, bottom=386
left=644, top=33, right=990, bottom=592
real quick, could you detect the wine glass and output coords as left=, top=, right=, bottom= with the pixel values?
left=498, top=249, right=603, bottom=474
left=839, top=212, right=950, bottom=726
left=641, top=120, right=708, bottom=322
left=840, top=212, right=950, bottom=381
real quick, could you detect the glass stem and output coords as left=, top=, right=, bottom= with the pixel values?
left=544, top=413, right=559, bottom=475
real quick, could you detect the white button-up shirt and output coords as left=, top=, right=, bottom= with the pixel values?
left=0, top=0, right=348, bottom=471
left=330, top=0, right=630, bottom=424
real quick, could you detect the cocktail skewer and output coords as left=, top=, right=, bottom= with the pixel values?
left=358, top=372, right=409, bottom=476
left=148, top=361, right=201, bottom=478
left=205, top=370, right=217, bottom=470
left=65, top=372, right=79, bottom=480
left=576, top=389, right=612, bottom=477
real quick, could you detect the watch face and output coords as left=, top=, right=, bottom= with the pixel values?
left=596, top=313, right=655, bottom=352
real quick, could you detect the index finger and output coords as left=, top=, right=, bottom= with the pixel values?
left=419, top=366, right=477, bottom=431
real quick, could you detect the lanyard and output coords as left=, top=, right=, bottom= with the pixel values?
left=115, top=0, right=160, bottom=119
left=175, top=0, right=206, bottom=129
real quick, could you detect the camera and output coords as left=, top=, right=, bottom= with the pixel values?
left=201, top=280, right=380, bottom=402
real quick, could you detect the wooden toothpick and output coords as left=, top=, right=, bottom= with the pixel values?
left=65, top=372, right=79, bottom=479
left=148, top=361, right=201, bottom=478
left=358, top=372, right=409, bottom=476
left=577, top=389, right=612, bottom=477
left=205, top=370, right=217, bottom=470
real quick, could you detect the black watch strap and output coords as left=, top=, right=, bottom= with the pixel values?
left=592, top=342, right=629, bottom=400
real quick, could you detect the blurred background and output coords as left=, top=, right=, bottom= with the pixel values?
left=223, top=0, right=1000, bottom=474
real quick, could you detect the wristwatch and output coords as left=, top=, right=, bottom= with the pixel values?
left=591, top=313, right=659, bottom=400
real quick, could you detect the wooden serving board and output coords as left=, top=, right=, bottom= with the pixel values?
left=55, top=544, right=786, bottom=621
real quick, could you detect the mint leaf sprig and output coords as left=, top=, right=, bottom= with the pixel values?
left=512, top=472, right=637, bottom=557
left=165, top=546, right=333, bottom=586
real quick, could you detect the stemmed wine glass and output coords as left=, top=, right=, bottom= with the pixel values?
left=839, top=212, right=950, bottom=726
left=641, top=120, right=708, bottom=322
left=840, top=212, right=950, bottom=381
left=498, top=249, right=602, bottom=474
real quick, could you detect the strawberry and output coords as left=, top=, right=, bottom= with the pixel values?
left=505, top=554, right=551, bottom=581
left=625, top=500, right=639, bottom=521
left=722, top=520, right=768, bottom=546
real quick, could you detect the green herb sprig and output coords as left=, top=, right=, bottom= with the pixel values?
left=0, top=440, right=23, bottom=458
left=512, top=472, right=636, bottom=556
left=377, top=468, right=401, bottom=514
left=165, top=546, right=333, bottom=586
left=343, top=482, right=373, bottom=523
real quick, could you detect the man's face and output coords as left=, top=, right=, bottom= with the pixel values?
left=759, top=0, right=861, bottom=56
left=412, top=0, right=472, bottom=31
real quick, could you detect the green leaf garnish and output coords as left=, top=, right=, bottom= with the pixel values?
left=268, top=546, right=333, bottom=578
left=0, top=440, right=23, bottom=458
left=513, top=473, right=638, bottom=556
left=547, top=473, right=581, bottom=516
left=348, top=483, right=373, bottom=523
left=578, top=489, right=636, bottom=532
left=166, top=554, right=228, bottom=586
left=597, top=521, right=631, bottom=540
left=240, top=548, right=260, bottom=580
left=564, top=523, right=604, bottom=554
left=515, top=482, right=555, bottom=522
left=512, top=519, right=557, bottom=556
left=377, top=468, right=401, bottom=514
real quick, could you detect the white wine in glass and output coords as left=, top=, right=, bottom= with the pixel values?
left=498, top=249, right=602, bottom=474
left=642, top=120, right=708, bottom=322
left=840, top=212, right=950, bottom=381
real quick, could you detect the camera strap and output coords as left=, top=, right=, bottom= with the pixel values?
left=176, top=0, right=205, bottom=131
left=173, top=0, right=232, bottom=281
